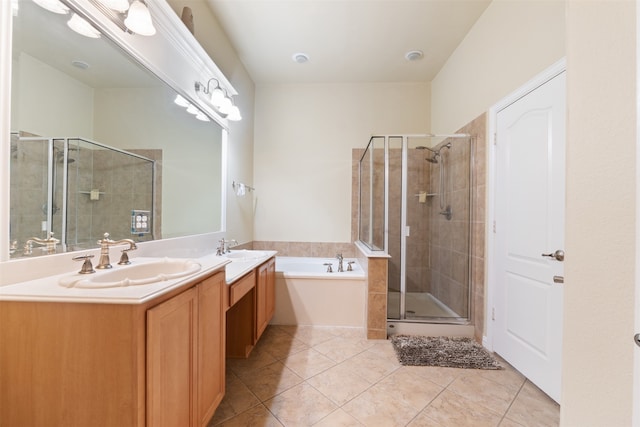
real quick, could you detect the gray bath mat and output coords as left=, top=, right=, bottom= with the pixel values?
left=390, top=335, right=502, bottom=370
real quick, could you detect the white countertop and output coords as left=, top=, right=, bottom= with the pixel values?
left=0, top=250, right=277, bottom=304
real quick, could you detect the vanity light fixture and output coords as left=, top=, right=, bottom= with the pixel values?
left=67, top=13, right=102, bottom=38
left=124, top=0, right=156, bottom=36
left=88, top=0, right=156, bottom=36
left=33, top=0, right=69, bottom=14
left=195, top=78, right=242, bottom=121
left=96, top=0, right=130, bottom=13
left=173, top=94, right=191, bottom=108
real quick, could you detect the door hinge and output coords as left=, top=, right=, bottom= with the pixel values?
left=493, top=133, right=497, bottom=146
left=493, top=220, right=496, bottom=233
left=492, top=307, right=496, bottom=321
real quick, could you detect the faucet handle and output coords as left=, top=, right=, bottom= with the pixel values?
left=118, top=245, right=137, bottom=265
left=73, top=254, right=95, bottom=274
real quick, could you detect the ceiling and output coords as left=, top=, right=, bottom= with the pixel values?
left=204, top=0, right=492, bottom=84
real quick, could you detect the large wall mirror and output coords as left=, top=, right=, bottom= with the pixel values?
left=8, top=0, right=224, bottom=259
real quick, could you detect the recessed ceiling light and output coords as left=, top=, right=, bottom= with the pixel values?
left=405, top=50, right=424, bottom=61
left=292, top=53, right=310, bottom=64
left=71, top=60, right=90, bottom=70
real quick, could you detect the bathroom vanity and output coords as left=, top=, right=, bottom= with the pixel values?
left=0, top=251, right=277, bottom=427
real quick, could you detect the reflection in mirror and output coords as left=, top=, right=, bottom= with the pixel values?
left=9, top=0, right=224, bottom=259
left=10, top=134, right=156, bottom=258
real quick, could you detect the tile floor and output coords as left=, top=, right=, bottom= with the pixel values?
left=209, top=325, right=560, bottom=427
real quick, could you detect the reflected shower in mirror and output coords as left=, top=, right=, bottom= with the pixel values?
left=9, top=0, right=224, bottom=259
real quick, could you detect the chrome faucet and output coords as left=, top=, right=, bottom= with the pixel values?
left=336, top=253, right=344, bottom=272
left=96, top=232, right=137, bottom=269
left=24, top=232, right=60, bottom=255
left=216, top=238, right=239, bottom=255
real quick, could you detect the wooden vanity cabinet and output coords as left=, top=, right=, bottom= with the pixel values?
left=0, top=270, right=226, bottom=427
left=226, top=257, right=276, bottom=358
left=147, top=272, right=225, bottom=427
left=255, top=257, right=276, bottom=341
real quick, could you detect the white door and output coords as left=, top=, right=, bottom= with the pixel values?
left=493, top=72, right=565, bottom=403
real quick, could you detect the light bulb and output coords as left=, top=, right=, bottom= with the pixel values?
left=67, top=13, right=101, bottom=39
left=195, top=112, right=210, bottom=122
left=174, top=94, right=190, bottom=108
left=124, top=1, right=156, bottom=36
left=186, top=104, right=200, bottom=115
left=210, top=86, right=225, bottom=108
left=227, top=105, right=242, bottom=121
left=33, top=0, right=69, bottom=14
left=96, top=0, right=130, bottom=12
left=219, top=96, right=232, bottom=115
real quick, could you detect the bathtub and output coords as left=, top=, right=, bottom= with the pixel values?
left=273, top=257, right=366, bottom=327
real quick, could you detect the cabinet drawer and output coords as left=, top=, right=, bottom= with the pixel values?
left=229, top=271, right=255, bottom=306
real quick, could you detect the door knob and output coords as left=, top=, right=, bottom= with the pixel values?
left=635, top=333, right=640, bottom=348
left=542, top=249, right=564, bottom=262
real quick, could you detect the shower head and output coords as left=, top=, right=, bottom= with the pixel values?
left=425, top=156, right=438, bottom=164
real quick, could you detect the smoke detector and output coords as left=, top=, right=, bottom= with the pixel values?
left=405, top=50, right=424, bottom=61
left=292, top=53, right=310, bottom=64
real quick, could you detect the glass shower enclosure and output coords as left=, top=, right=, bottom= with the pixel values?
left=359, top=134, right=474, bottom=324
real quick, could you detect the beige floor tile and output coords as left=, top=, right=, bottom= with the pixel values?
left=257, top=333, right=310, bottom=361
left=227, top=345, right=278, bottom=375
left=340, top=348, right=400, bottom=383
left=474, top=365, right=527, bottom=395
left=447, top=372, right=518, bottom=414
left=208, top=375, right=261, bottom=426
left=400, top=365, right=461, bottom=388
left=236, top=361, right=304, bottom=402
left=306, top=363, right=373, bottom=406
left=331, top=327, right=367, bottom=339
left=498, top=418, right=525, bottom=427
left=312, top=336, right=376, bottom=363
left=279, top=325, right=341, bottom=346
left=313, top=408, right=364, bottom=426
left=374, top=367, right=444, bottom=410
left=342, top=386, right=421, bottom=426
left=420, top=389, right=503, bottom=427
left=504, top=381, right=559, bottom=427
left=217, top=404, right=284, bottom=427
left=265, top=383, right=338, bottom=427
left=407, top=412, right=446, bottom=427
left=282, top=348, right=337, bottom=379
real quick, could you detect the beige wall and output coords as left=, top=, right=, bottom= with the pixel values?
left=253, top=82, right=430, bottom=242
left=430, top=0, right=565, bottom=134
left=168, top=0, right=256, bottom=245
left=563, top=1, right=636, bottom=425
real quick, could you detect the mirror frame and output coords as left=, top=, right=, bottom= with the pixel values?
left=0, top=0, right=235, bottom=262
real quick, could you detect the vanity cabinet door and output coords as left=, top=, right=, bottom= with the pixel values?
left=147, top=287, right=198, bottom=427
left=197, top=272, right=226, bottom=427
left=256, top=257, right=276, bottom=341
left=147, top=272, right=226, bottom=427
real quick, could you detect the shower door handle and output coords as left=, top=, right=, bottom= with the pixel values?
left=542, top=249, right=564, bottom=262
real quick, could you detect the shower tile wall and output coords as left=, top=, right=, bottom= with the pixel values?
left=67, top=148, right=160, bottom=248
left=427, top=138, right=471, bottom=318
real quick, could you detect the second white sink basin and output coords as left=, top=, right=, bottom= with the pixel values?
left=59, top=258, right=202, bottom=289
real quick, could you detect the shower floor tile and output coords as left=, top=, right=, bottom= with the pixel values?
left=209, top=325, right=560, bottom=427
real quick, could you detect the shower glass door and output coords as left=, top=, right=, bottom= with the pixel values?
left=385, top=135, right=473, bottom=323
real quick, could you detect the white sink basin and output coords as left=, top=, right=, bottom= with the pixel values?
left=59, top=258, right=201, bottom=289
left=225, top=250, right=268, bottom=261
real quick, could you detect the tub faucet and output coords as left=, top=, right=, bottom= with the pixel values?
left=96, top=232, right=137, bottom=269
left=336, top=253, right=344, bottom=272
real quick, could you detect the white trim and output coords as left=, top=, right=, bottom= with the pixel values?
left=485, top=58, right=566, bottom=350
left=0, top=0, right=11, bottom=262
left=633, top=3, right=640, bottom=424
